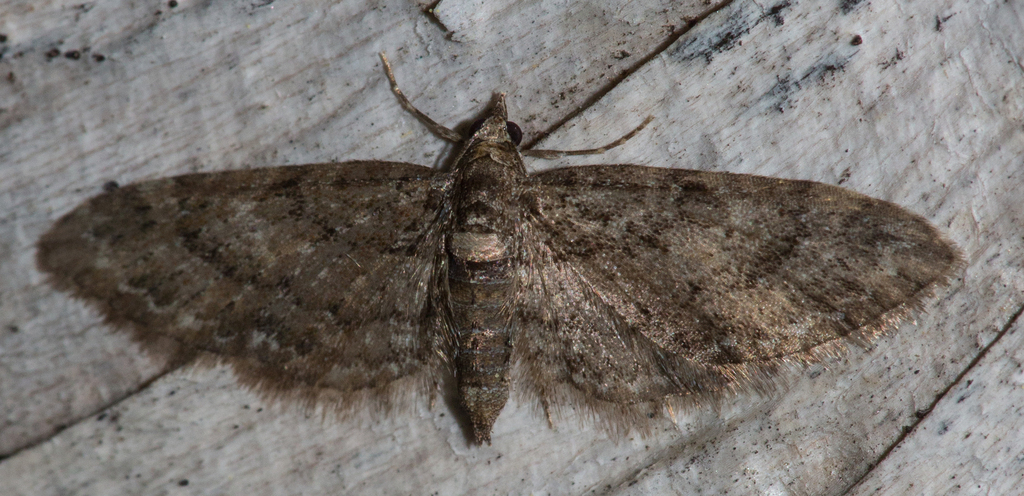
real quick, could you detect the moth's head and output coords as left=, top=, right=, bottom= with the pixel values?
left=467, top=93, right=523, bottom=147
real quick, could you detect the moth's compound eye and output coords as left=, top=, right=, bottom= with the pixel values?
left=506, top=121, right=523, bottom=146
left=468, top=118, right=487, bottom=137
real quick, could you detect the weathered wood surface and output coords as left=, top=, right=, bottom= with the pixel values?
left=1, top=0, right=1021, bottom=494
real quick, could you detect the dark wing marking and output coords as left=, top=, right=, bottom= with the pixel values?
left=517, top=165, right=960, bottom=423
left=38, top=162, right=451, bottom=410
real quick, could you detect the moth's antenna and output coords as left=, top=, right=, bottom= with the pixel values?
left=380, top=52, right=463, bottom=143
left=522, top=115, right=653, bottom=159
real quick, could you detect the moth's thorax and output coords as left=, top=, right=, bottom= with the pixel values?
left=451, top=142, right=526, bottom=232
left=444, top=136, right=525, bottom=443
left=460, top=140, right=527, bottom=178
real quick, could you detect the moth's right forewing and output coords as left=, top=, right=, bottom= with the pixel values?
left=38, top=161, right=450, bottom=408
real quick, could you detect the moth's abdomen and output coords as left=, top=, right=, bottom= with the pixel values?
left=447, top=231, right=515, bottom=444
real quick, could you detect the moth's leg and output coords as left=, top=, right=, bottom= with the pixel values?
left=539, top=395, right=556, bottom=430
left=379, top=52, right=463, bottom=143
left=665, top=402, right=677, bottom=424
left=522, top=115, right=654, bottom=159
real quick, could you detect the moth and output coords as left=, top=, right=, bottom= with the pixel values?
left=37, top=53, right=961, bottom=444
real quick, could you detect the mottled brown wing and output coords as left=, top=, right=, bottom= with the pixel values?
left=513, top=247, right=734, bottom=433
left=38, top=162, right=451, bottom=409
left=516, top=165, right=960, bottom=420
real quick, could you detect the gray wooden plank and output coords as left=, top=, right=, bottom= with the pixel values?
left=581, top=0, right=1024, bottom=493
left=848, top=311, right=1024, bottom=495
left=0, top=0, right=711, bottom=460
left=1, top=0, right=1020, bottom=494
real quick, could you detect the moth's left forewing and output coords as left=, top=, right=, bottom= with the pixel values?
left=520, top=164, right=961, bottom=413
left=510, top=243, right=707, bottom=436
left=511, top=183, right=732, bottom=435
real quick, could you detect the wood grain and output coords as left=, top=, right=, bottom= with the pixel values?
left=1, top=0, right=1021, bottom=494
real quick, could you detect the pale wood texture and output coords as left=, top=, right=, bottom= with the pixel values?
left=1, top=0, right=1021, bottom=494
